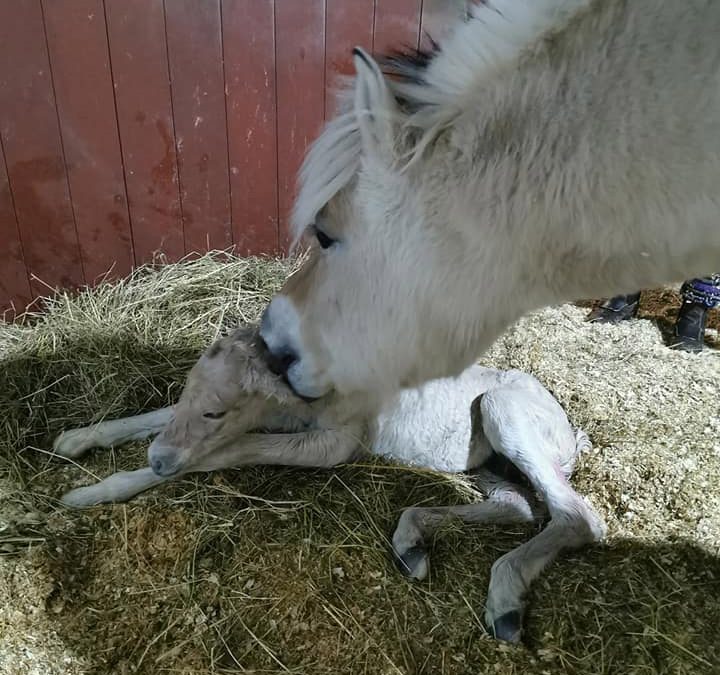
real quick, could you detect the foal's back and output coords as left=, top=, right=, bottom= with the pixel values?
left=370, top=366, right=579, bottom=474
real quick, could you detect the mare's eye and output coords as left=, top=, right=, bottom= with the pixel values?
left=203, top=411, right=226, bottom=420
left=314, top=227, right=336, bottom=249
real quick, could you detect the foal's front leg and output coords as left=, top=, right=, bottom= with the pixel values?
left=205, top=428, right=362, bottom=469
left=61, top=467, right=172, bottom=508
left=61, top=428, right=361, bottom=508
left=53, top=407, right=174, bottom=459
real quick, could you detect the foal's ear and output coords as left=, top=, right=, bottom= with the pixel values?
left=352, top=47, right=397, bottom=157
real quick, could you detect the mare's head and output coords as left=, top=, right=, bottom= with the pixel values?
left=260, top=0, right=581, bottom=401
left=261, top=46, right=473, bottom=403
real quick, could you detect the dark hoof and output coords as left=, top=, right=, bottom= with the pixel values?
left=394, top=545, right=428, bottom=579
left=490, top=610, right=524, bottom=643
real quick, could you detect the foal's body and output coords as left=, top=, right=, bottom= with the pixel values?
left=54, top=328, right=603, bottom=643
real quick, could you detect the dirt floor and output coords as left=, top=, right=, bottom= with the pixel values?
left=1, top=256, right=719, bottom=675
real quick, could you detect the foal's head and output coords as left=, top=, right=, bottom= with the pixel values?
left=148, top=325, right=312, bottom=477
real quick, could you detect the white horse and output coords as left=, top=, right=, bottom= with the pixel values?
left=259, top=0, right=720, bottom=405
left=53, top=325, right=604, bottom=643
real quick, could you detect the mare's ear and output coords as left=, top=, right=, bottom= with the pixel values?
left=352, top=47, right=398, bottom=158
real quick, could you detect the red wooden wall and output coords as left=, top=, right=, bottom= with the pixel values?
left=0, top=0, right=461, bottom=315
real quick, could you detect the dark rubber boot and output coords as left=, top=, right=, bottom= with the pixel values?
left=586, top=292, right=641, bottom=324
left=671, top=302, right=707, bottom=353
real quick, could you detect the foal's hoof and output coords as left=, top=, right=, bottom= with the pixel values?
left=394, top=545, right=429, bottom=581
left=60, top=485, right=104, bottom=508
left=490, top=610, right=524, bottom=644
left=53, top=429, right=97, bottom=459
left=60, top=488, right=95, bottom=509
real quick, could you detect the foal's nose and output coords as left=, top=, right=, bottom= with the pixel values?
left=149, top=452, right=181, bottom=477
left=151, top=456, right=168, bottom=476
left=148, top=438, right=183, bottom=477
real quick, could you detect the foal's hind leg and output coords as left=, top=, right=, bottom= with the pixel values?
left=479, top=393, right=606, bottom=643
left=484, top=498, right=604, bottom=642
left=53, top=407, right=174, bottom=459
left=392, top=472, right=542, bottom=582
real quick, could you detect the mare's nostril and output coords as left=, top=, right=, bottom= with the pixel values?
left=151, top=458, right=164, bottom=475
left=259, top=308, right=298, bottom=376
left=266, top=348, right=297, bottom=376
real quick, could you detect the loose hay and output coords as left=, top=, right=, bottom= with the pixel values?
left=1, top=253, right=719, bottom=675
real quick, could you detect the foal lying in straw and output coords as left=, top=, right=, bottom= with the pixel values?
left=53, top=324, right=605, bottom=643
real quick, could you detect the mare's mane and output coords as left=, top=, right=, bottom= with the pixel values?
left=291, top=0, right=592, bottom=241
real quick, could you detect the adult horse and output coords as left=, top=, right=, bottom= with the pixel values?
left=260, top=0, right=720, bottom=405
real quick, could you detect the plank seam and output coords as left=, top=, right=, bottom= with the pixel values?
left=371, top=0, right=377, bottom=55
left=39, top=0, right=86, bottom=285
left=218, top=0, right=235, bottom=250
left=272, top=0, right=280, bottom=252
left=322, top=0, right=328, bottom=121
left=162, top=0, right=187, bottom=256
left=101, top=0, right=137, bottom=269
left=0, top=132, right=33, bottom=306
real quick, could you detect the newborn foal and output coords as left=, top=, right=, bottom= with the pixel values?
left=53, top=324, right=605, bottom=642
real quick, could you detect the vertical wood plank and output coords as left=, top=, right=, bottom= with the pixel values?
left=324, top=0, right=375, bottom=118
left=419, top=0, right=464, bottom=50
left=105, top=0, right=184, bottom=264
left=373, top=0, right=422, bottom=55
left=165, top=0, right=232, bottom=255
left=0, top=140, right=32, bottom=314
left=0, top=0, right=84, bottom=296
left=223, top=0, right=279, bottom=255
left=43, top=0, right=134, bottom=283
left=275, top=0, right=326, bottom=249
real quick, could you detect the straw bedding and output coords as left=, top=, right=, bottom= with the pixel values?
left=1, top=254, right=718, bottom=674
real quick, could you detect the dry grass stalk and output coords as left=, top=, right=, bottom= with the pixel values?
left=1, top=253, right=719, bottom=674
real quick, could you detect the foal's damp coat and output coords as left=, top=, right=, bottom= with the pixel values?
left=54, top=324, right=604, bottom=643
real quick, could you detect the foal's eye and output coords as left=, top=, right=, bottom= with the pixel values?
left=203, top=411, right=226, bottom=420
left=314, top=227, right=336, bottom=249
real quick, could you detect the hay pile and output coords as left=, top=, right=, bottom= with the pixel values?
left=1, top=254, right=719, bottom=675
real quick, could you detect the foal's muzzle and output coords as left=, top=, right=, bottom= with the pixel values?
left=148, top=440, right=184, bottom=477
